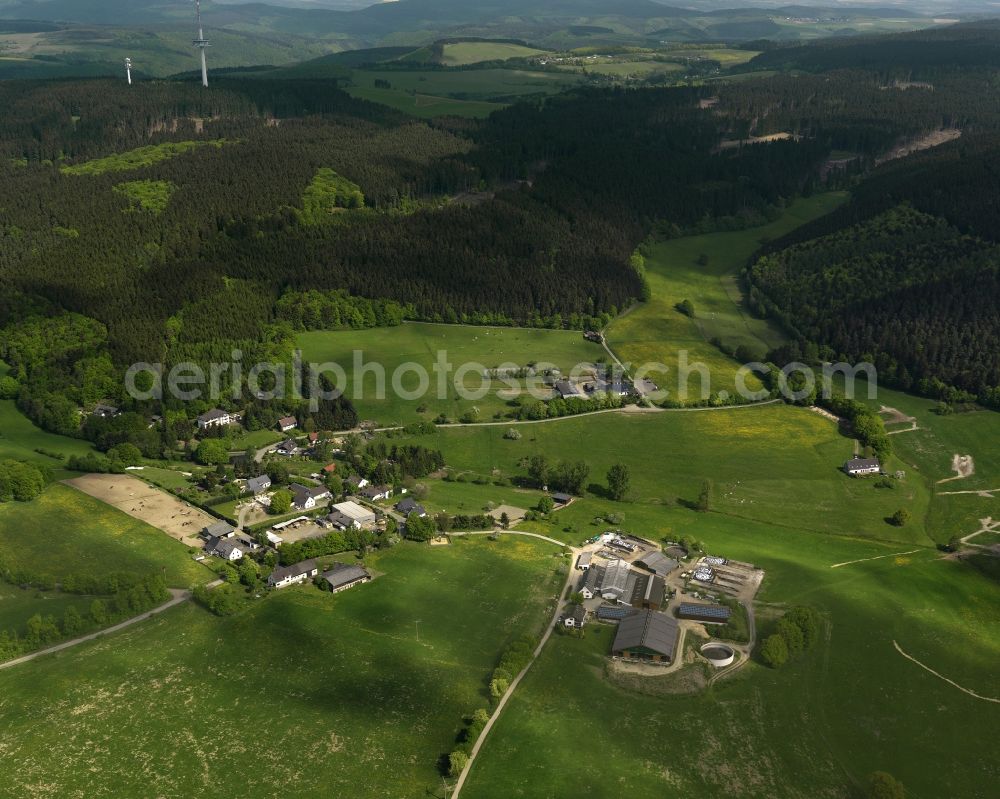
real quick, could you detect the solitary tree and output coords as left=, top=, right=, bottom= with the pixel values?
left=868, top=771, right=906, bottom=799
left=606, top=463, right=631, bottom=501
left=889, top=508, right=911, bottom=527
left=269, top=489, right=292, bottom=515
left=499, top=512, right=510, bottom=530
left=536, top=496, right=555, bottom=515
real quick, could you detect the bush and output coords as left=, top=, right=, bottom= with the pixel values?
left=760, top=634, right=789, bottom=668
left=889, top=508, right=910, bottom=527
left=868, top=771, right=905, bottom=799
left=676, top=299, right=696, bottom=317
left=503, top=428, right=522, bottom=440
left=448, top=750, right=469, bottom=778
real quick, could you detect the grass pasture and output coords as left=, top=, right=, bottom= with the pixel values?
left=390, top=402, right=934, bottom=546
left=0, top=537, right=566, bottom=799
left=0, top=483, right=210, bottom=588
left=462, top=521, right=1000, bottom=799
left=439, top=42, right=549, bottom=66
left=297, top=321, right=602, bottom=425
left=345, top=67, right=581, bottom=117
left=608, top=193, right=847, bottom=400
left=0, top=399, right=96, bottom=466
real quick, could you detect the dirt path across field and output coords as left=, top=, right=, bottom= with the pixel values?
left=0, top=589, right=190, bottom=671
left=65, top=473, right=216, bottom=547
left=450, top=532, right=575, bottom=798
left=893, top=640, right=1000, bottom=703
left=830, top=549, right=922, bottom=569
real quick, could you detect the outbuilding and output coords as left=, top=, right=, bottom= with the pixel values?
left=321, top=563, right=372, bottom=593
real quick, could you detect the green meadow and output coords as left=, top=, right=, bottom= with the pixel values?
left=856, top=384, right=1000, bottom=542
left=297, top=321, right=602, bottom=425
left=0, top=483, right=210, bottom=588
left=462, top=517, right=1000, bottom=799
left=608, top=193, right=847, bottom=400
left=439, top=42, right=549, bottom=66
left=0, top=537, right=565, bottom=799
left=0, top=399, right=96, bottom=465
left=345, top=67, right=581, bottom=118
left=392, top=402, right=933, bottom=546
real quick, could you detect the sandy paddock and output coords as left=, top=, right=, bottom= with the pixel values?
left=65, top=474, right=217, bottom=547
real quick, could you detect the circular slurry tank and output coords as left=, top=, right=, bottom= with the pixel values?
left=700, top=643, right=736, bottom=668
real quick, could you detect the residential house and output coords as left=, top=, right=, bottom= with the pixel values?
left=274, top=439, right=298, bottom=457
left=290, top=483, right=332, bottom=511
left=245, top=475, right=272, bottom=495
left=578, top=565, right=605, bottom=600
left=321, top=563, right=372, bottom=593
left=844, top=457, right=881, bottom=476
left=321, top=463, right=337, bottom=476
left=360, top=485, right=392, bottom=502
left=208, top=537, right=245, bottom=561
left=395, top=497, right=426, bottom=517
left=277, top=416, right=297, bottom=433
left=92, top=403, right=120, bottom=419
left=197, top=408, right=233, bottom=430
left=611, top=610, right=680, bottom=663
left=268, top=559, right=319, bottom=589
left=345, top=475, right=370, bottom=491
left=563, top=604, right=587, bottom=629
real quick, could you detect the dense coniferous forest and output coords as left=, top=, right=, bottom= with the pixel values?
left=3, top=26, right=1000, bottom=451
left=749, top=206, right=1000, bottom=407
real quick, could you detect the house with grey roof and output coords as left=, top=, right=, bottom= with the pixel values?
left=245, top=475, right=272, bottom=495
left=209, top=537, right=245, bottom=561
left=290, top=483, right=331, bottom=511
left=321, top=563, right=372, bottom=594
left=844, top=457, right=881, bottom=476
left=611, top=610, right=680, bottom=663
left=563, top=604, right=587, bottom=629
left=202, top=520, right=236, bottom=540
left=268, top=559, right=319, bottom=589
left=578, top=564, right=605, bottom=600
left=395, top=497, right=426, bottom=517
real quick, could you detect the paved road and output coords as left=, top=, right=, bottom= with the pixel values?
left=0, top=588, right=190, bottom=672
left=451, top=537, right=577, bottom=798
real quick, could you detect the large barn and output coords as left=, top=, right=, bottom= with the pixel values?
left=611, top=610, right=680, bottom=663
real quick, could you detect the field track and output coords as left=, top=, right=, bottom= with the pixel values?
left=893, top=640, right=1000, bottom=703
